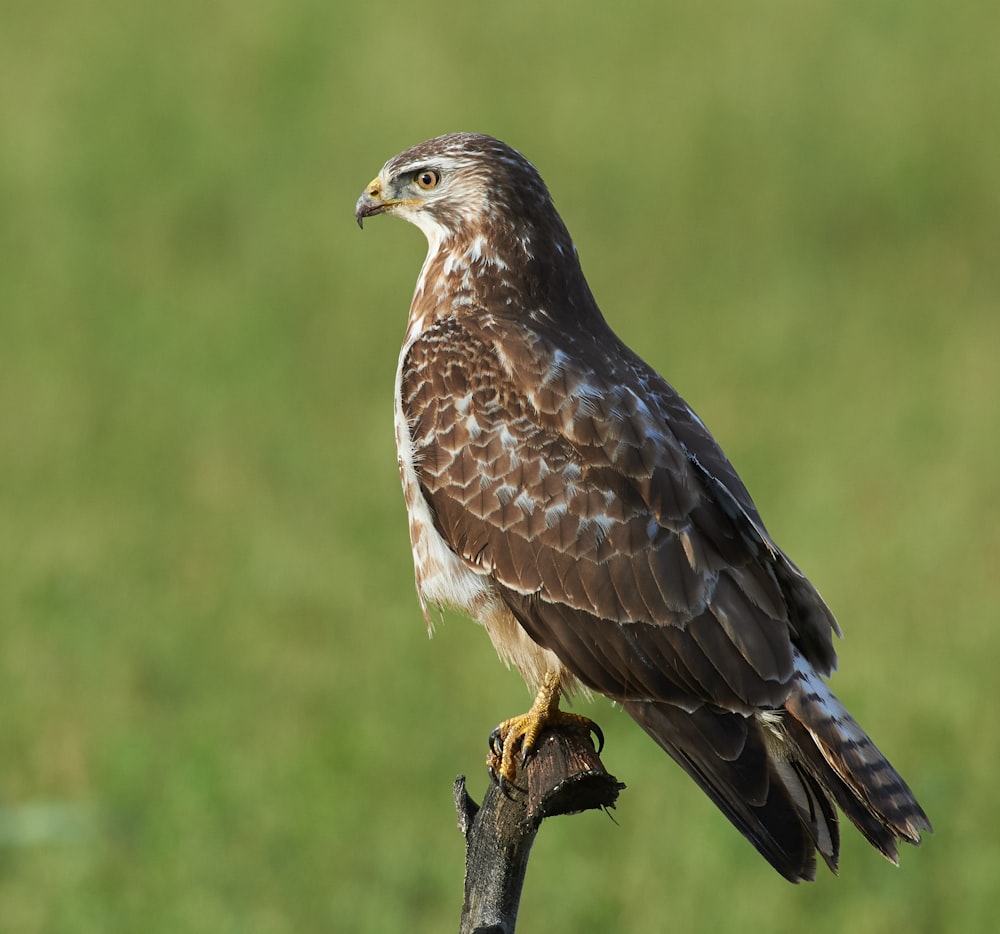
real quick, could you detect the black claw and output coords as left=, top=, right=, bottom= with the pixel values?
left=590, top=720, right=605, bottom=756
left=488, top=759, right=518, bottom=799
left=488, top=726, right=503, bottom=757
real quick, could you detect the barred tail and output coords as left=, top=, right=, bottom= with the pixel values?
left=622, top=651, right=930, bottom=882
left=781, top=649, right=932, bottom=864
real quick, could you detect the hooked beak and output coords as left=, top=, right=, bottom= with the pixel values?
left=354, top=177, right=386, bottom=229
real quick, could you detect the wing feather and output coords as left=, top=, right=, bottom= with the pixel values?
left=401, top=312, right=836, bottom=711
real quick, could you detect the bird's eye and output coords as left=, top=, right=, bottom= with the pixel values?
left=414, top=169, right=440, bottom=190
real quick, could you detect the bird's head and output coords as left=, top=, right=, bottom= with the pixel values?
left=355, top=133, right=556, bottom=249
left=355, top=133, right=597, bottom=323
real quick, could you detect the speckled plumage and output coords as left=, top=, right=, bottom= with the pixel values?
left=356, top=133, right=930, bottom=881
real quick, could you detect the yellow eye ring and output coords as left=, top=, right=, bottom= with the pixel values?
left=415, top=169, right=440, bottom=190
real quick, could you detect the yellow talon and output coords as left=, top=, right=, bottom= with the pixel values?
left=487, top=671, right=603, bottom=784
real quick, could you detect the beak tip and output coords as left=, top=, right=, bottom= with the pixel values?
left=355, top=188, right=383, bottom=229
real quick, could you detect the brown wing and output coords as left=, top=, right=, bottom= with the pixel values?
left=400, top=311, right=839, bottom=713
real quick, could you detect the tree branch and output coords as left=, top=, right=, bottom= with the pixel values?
left=455, top=725, right=625, bottom=934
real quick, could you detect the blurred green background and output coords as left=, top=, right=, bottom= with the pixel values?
left=1, top=0, right=996, bottom=930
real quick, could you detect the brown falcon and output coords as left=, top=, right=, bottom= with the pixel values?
left=355, top=132, right=930, bottom=882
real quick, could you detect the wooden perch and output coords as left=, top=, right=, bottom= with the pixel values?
left=455, top=724, right=625, bottom=934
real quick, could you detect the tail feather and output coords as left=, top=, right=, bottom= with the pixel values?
left=622, top=652, right=930, bottom=882
left=783, top=649, right=932, bottom=855
left=780, top=714, right=902, bottom=863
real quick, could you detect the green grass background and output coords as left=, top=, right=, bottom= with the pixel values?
left=1, top=1, right=996, bottom=930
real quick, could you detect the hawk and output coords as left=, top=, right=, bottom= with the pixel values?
left=355, top=133, right=930, bottom=881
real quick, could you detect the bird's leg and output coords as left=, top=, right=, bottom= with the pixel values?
left=487, top=670, right=603, bottom=786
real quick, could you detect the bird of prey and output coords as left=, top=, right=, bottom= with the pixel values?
left=355, top=132, right=930, bottom=881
